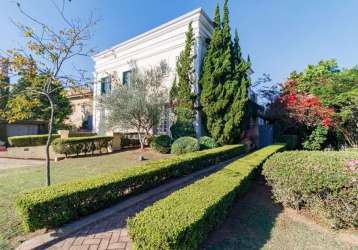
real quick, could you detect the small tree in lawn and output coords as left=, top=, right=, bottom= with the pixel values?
left=4, top=1, right=97, bottom=186
left=99, top=61, right=169, bottom=153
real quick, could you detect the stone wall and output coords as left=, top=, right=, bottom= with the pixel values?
left=0, top=145, right=63, bottom=160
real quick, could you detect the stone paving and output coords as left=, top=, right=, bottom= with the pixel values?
left=29, top=158, right=237, bottom=250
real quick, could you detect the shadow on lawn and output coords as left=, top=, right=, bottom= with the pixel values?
left=201, top=174, right=282, bottom=250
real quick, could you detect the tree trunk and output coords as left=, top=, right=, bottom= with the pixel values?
left=138, top=131, right=145, bottom=161
left=138, top=132, right=144, bottom=150
left=45, top=95, right=54, bottom=186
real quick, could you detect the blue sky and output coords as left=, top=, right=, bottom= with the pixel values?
left=1, top=0, right=358, bottom=89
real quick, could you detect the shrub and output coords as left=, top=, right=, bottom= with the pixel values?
left=16, top=144, right=245, bottom=232
left=8, top=134, right=60, bottom=147
left=52, top=136, right=113, bottom=157
left=170, top=108, right=196, bottom=140
left=263, top=150, right=358, bottom=228
left=128, top=144, right=286, bottom=250
left=150, top=135, right=171, bottom=154
left=171, top=136, right=200, bottom=155
left=198, top=136, right=218, bottom=150
left=170, top=120, right=196, bottom=140
left=278, top=134, right=298, bottom=150
left=302, top=125, right=328, bottom=150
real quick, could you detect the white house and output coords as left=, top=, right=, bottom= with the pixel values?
left=92, top=8, right=213, bottom=135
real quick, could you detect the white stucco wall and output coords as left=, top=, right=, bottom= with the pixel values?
left=92, top=8, right=213, bottom=135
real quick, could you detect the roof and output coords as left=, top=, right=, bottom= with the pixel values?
left=93, top=8, right=212, bottom=59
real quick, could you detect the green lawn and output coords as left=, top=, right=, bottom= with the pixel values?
left=203, top=176, right=358, bottom=250
left=0, top=148, right=170, bottom=250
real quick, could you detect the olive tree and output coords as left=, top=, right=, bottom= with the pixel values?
left=99, top=61, right=169, bottom=151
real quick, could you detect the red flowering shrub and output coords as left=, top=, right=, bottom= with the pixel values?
left=278, top=88, right=335, bottom=129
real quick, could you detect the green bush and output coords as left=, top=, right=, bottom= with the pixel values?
left=16, top=144, right=245, bottom=232
left=171, top=136, right=200, bottom=155
left=263, top=150, right=358, bottom=228
left=278, top=134, right=298, bottom=150
left=170, top=107, right=196, bottom=140
left=170, top=120, right=196, bottom=140
left=302, top=125, right=328, bottom=150
left=198, top=136, right=218, bottom=150
left=8, top=134, right=60, bottom=147
left=52, top=136, right=113, bottom=157
left=128, top=144, right=286, bottom=250
left=8, top=132, right=96, bottom=147
left=150, top=135, right=171, bottom=154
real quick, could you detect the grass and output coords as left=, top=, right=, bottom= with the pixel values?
left=203, top=176, right=358, bottom=250
left=0, top=148, right=170, bottom=250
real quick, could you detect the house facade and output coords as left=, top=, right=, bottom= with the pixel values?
left=92, top=8, right=213, bottom=135
left=65, top=87, right=93, bottom=131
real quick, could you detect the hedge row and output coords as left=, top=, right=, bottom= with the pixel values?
left=263, top=150, right=358, bottom=228
left=8, top=134, right=60, bottom=147
left=16, top=144, right=245, bottom=232
left=8, top=132, right=96, bottom=147
left=52, top=136, right=113, bottom=157
left=127, top=144, right=286, bottom=250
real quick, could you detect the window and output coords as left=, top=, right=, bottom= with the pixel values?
left=122, top=70, right=131, bottom=85
left=100, top=76, right=111, bottom=95
left=81, top=103, right=89, bottom=115
left=158, top=105, right=171, bottom=134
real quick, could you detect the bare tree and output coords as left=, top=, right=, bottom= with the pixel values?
left=99, top=61, right=169, bottom=153
left=5, top=0, right=97, bottom=186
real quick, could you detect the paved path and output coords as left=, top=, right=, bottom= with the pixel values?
left=0, top=158, right=44, bottom=170
left=18, top=157, right=240, bottom=250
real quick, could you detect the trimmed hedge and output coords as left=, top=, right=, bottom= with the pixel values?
left=263, top=150, right=358, bottom=228
left=120, top=137, right=140, bottom=148
left=8, top=134, right=60, bottom=147
left=171, top=136, right=200, bottom=155
left=128, top=144, right=286, bottom=250
left=8, top=132, right=96, bottom=147
left=69, top=132, right=97, bottom=138
left=52, top=136, right=113, bottom=157
left=150, top=135, right=171, bottom=154
left=16, top=144, right=245, bottom=232
left=199, top=136, right=218, bottom=150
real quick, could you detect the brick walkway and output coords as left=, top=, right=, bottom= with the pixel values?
left=21, top=157, right=238, bottom=250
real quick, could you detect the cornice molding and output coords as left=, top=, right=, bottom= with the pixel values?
left=93, top=8, right=213, bottom=60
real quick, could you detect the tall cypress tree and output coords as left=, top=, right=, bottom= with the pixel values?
left=200, top=0, right=250, bottom=144
left=170, top=22, right=196, bottom=139
left=200, top=3, right=226, bottom=143
left=174, top=21, right=195, bottom=114
left=227, top=29, right=251, bottom=141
